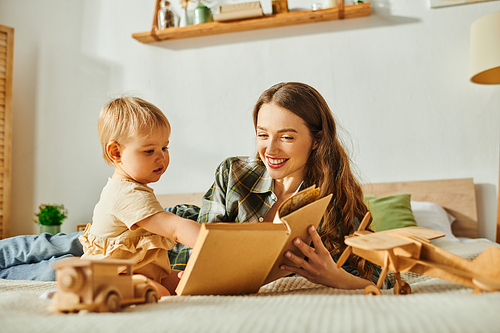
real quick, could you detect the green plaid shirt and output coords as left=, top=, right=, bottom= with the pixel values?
left=198, top=156, right=297, bottom=223
left=168, top=156, right=391, bottom=288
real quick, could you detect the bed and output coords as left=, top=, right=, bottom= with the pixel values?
left=2, top=178, right=500, bottom=333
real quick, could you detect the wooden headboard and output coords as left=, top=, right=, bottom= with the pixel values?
left=157, top=192, right=205, bottom=209
left=362, top=178, right=478, bottom=238
left=156, top=178, right=478, bottom=239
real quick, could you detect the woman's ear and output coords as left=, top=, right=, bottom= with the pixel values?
left=106, top=141, right=122, bottom=163
left=312, top=131, right=322, bottom=150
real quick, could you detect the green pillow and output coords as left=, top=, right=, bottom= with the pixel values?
left=364, top=193, right=417, bottom=232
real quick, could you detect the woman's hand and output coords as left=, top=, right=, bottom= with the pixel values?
left=279, top=225, right=373, bottom=289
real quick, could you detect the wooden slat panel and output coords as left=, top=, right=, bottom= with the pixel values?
left=0, top=25, right=13, bottom=239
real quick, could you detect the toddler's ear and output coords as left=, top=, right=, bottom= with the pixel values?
left=106, top=141, right=121, bottom=162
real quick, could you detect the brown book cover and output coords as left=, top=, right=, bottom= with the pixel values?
left=176, top=186, right=332, bottom=296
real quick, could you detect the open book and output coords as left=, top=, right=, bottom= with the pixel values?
left=176, top=186, right=333, bottom=296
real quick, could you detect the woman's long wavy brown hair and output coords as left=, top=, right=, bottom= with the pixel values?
left=253, top=82, right=373, bottom=280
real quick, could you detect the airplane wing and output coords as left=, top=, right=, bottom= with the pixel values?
left=345, top=227, right=445, bottom=251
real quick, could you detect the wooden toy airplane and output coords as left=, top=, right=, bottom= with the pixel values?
left=336, top=212, right=500, bottom=295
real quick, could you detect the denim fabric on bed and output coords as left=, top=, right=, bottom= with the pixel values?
left=0, top=232, right=84, bottom=281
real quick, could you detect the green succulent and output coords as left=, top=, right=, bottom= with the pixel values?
left=34, top=204, right=68, bottom=226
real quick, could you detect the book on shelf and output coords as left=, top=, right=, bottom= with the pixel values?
left=213, top=1, right=264, bottom=22
left=175, top=185, right=333, bottom=296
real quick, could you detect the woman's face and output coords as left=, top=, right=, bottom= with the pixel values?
left=256, top=103, right=317, bottom=183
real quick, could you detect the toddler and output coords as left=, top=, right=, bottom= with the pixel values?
left=79, top=96, right=200, bottom=297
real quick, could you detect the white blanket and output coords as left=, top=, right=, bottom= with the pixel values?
left=1, top=239, right=499, bottom=333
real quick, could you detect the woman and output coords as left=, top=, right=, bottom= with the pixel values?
left=193, top=82, right=384, bottom=289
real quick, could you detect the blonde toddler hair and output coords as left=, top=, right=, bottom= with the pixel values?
left=98, top=96, right=171, bottom=165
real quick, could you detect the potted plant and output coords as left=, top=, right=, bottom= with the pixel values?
left=34, top=204, right=68, bottom=235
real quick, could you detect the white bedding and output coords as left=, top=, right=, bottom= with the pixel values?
left=1, top=239, right=499, bottom=333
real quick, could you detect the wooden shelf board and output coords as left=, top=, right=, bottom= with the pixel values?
left=132, top=3, right=371, bottom=43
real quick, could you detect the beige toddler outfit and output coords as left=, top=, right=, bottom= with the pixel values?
left=79, top=178, right=176, bottom=283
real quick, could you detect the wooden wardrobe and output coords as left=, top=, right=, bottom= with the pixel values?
left=0, top=25, right=13, bottom=239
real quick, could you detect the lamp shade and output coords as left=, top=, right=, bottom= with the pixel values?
left=470, top=11, right=500, bottom=84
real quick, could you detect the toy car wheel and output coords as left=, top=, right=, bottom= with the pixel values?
left=58, top=267, right=85, bottom=292
left=364, top=285, right=381, bottom=296
left=145, top=290, right=158, bottom=304
left=103, top=292, right=122, bottom=312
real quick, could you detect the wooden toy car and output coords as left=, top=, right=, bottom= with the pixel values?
left=50, top=257, right=158, bottom=313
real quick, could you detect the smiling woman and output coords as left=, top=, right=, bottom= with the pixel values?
left=255, top=103, right=318, bottom=219
left=195, top=82, right=391, bottom=290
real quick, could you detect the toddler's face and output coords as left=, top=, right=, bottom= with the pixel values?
left=114, top=126, right=170, bottom=184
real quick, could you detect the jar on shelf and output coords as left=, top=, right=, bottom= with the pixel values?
left=193, top=5, right=213, bottom=25
left=158, top=0, right=178, bottom=29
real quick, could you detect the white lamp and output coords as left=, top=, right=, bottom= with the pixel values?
left=470, top=11, right=500, bottom=84
left=470, top=11, right=500, bottom=242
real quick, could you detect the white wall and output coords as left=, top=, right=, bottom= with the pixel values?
left=0, top=0, right=499, bottom=240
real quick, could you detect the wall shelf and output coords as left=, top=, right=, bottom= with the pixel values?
left=132, top=2, right=371, bottom=43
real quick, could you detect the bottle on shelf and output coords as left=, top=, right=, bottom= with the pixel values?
left=179, top=0, right=190, bottom=27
